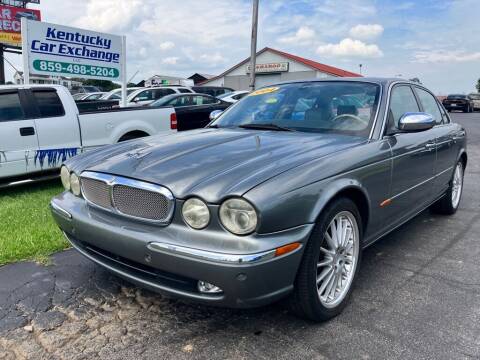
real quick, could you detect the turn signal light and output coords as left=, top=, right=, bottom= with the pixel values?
left=275, top=242, right=301, bottom=257
left=170, top=113, right=177, bottom=129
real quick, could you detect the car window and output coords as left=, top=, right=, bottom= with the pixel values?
left=169, top=96, right=192, bottom=107
left=416, top=87, right=443, bottom=125
left=388, top=85, right=420, bottom=130
left=178, top=88, right=192, bottom=94
left=32, top=90, right=65, bottom=117
left=438, top=102, right=450, bottom=124
left=213, top=81, right=381, bottom=137
left=153, top=89, right=175, bottom=99
left=0, top=92, right=24, bottom=121
left=192, top=95, right=217, bottom=105
left=134, top=90, right=153, bottom=101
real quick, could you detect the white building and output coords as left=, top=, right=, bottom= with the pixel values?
left=144, top=75, right=194, bottom=87
left=14, top=71, right=82, bottom=89
left=200, top=47, right=362, bottom=90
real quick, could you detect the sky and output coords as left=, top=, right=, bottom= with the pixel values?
left=5, top=0, right=480, bottom=94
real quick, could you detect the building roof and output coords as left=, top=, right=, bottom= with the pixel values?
left=188, top=73, right=215, bottom=80
left=201, top=47, right=362, bottom=84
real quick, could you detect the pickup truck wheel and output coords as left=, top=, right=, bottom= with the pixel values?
left=431, top=161, right=464, bottom=215
left=118, top=131, right=149, bottom=142
left=290, top=197, right=362, bottom=322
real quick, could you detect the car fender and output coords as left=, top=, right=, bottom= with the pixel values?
left=308, top=177, right=372, bottom=226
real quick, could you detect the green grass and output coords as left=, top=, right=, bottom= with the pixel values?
left=0, top=180, right=68, bottom=266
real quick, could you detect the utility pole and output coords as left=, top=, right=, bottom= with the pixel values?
left=359, top=64, right=363, bottom=75
left=249, top=0, right=259, bottom=91
left=0, top=45, right=5, bottom=85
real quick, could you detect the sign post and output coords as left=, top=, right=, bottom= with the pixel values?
left=121, top=35, right=126, bottom=107
left=22, top=19, right=126, bottom=103
left=20, top=17, right=28, bottom=83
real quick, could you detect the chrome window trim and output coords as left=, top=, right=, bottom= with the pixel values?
left=80, top=171, right=175, bottom=225
left=367, top=81, right=384, bottom=140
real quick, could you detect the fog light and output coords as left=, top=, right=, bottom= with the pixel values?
left=198, top=281, right=223, bottom=294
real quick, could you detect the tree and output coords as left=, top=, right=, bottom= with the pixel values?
left=476, top=79, right=480, bottom=93
left=70, top=78, right=120, bottom=92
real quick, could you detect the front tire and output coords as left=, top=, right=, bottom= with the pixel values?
left=432, top=161, right=464, bottom=215
left=290, top=198, right=362, bottom=322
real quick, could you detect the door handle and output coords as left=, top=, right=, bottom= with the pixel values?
left=425, top=142, right=436, bottom=150
left=20, top=127, right=35, bottom=136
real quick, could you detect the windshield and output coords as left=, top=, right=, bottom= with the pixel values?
left=447, top=94, right=467, bottom=99
left=469, top=94, right=480, bottom=100
left=212, top=81, right=380, bottom=137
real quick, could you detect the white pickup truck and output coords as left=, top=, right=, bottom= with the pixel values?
left=0, top=85, right=177, bottom=185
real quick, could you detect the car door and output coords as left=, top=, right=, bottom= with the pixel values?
left=185, top=95, right=217, bottom=130
left=0, top=89, right=39, bottom=179
left=130, top=89, right=154, bottom=107
left=414, top=86, right=460, bottom=198
left=29, top=88, right=81, bottom=170
left=384, top=84, right=437, bottom=222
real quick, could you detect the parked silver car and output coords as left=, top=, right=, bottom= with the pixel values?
left=51, top=78, right=467, bottom=321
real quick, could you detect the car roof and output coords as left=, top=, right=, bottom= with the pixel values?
left=269, top=77, right=412, bottom=88
left=0, top=84, right=67, bottom=91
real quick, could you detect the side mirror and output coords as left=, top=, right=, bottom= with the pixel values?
left=398, top=112, right=435, bottom=132
left=209, top=110, right=223, bottom=121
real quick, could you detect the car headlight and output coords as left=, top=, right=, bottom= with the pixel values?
left=219, top=198, right=257, bottom=235
left=70, top=173, right=81, bottom=196
left=60, top=166, right=71, bottom=191
left=182, top=198, right=210, bottom=229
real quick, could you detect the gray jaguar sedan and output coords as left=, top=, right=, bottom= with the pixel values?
left=51, top=78, right=467, bottom=322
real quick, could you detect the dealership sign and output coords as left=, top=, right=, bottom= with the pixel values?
left=246, top=62, right=289, bottom=74
left=22, top=19, right=124, bottom=80
left=0, top=5, right=41, bottom=47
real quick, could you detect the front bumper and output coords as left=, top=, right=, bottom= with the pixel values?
left=50, top=193, right=314, bottom=308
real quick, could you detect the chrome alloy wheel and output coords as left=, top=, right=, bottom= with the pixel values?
left=451, top=163, right=463, bottom=209
left=316, top=211, right=359, bottom=308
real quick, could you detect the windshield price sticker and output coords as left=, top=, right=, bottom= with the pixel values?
left=250, top=87, right=279, bottom=96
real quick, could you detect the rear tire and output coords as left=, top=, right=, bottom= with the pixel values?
left=290, top=197, right=362, bottom=322
left=431, top=161, right=464, bottom=215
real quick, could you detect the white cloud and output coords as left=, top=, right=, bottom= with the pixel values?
left=279, top=26, right=316, bottom=45
left=199, top=53, right=228, bottom=65
left=413, top=50, right=480, bottom=63
left=349, top=24, right=384, bottom=40
left=161, top=57, right=180, bottom=65
left=75, top=0, right=144, bottom=32
left=316, top=38, right=383, bottom=58
left=159, top=41, right=175, bottom=51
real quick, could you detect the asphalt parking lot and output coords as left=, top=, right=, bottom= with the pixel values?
left=1, top=112, right=479, bottom=360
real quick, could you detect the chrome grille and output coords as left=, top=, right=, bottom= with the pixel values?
left=81, top=177, right=112, bottom=209
left=113, top=185, right=170, bottom=221
left=80, top=172, right=174, bottom=224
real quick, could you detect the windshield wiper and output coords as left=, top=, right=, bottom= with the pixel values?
left=238, top=123, right=295, bottom=132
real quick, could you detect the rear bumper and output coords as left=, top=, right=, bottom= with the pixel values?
left=443, top=103, right=468, bottom=110
left=51, top=194, right=313, bottom=308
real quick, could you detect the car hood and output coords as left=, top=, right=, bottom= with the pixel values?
left=69, top=128, right=365, bottom=203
